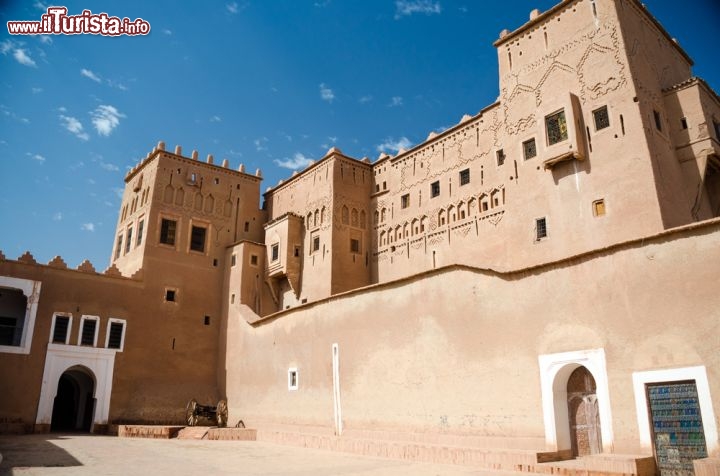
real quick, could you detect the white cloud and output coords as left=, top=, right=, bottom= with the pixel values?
left=377, top=136, right=413, bottom=154
left=0, top=40, right=13, bottom=55
left=13, top=48, right=36, bottom=67
left=162, top=28, right=172, bottom=35
left=34, top=1, right=48, bottom=10
left=38, top=35, right=53, bottom=45
left=319, top=83, right=335, bottom=103
left=210, top=115, right=222, bottom=122
left=27, top=153, right=46, bottom=163
left=274, top=153, right=313, bottom=170
left=395, top=0, right=442, bottom=19
left=254, top=136, right=268, bottom=151
left=52, top=212, right=62, bottom=221
left=81, top=223, right=96, bottom=232
left=106, top=79, right=128, bottom=91
left=31, top=87, right=43, bottom=93
left=59, top=115, right=90, bottom=141
left=58, top=106, right=67, bottom=112
left=226, top=2, right=239, bottom=13
left=91, top=105, right=125, bottom=136
left=81, top=68, right=101, bottom=82
left=99, top=161, right=119, bottom=172
left=113, top=187, right=124, bottom=199
left=359, top=95, right=373, bottom=104
left=388, top=96, right=403, bottom=107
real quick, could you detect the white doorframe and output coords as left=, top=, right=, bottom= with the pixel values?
left=36, top=344, right=116, bottom=431
left=538, top=348, right=614, bottom=452
left=632, top=366, right=718, bottom=455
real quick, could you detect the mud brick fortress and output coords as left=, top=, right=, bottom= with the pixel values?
left=1, top=0, right=719, bottom=474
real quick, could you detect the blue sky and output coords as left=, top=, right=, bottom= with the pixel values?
left=1, top=0, right=718, bottom=269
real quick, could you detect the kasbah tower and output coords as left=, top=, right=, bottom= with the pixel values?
left=1, top=0, right=719, bottom=475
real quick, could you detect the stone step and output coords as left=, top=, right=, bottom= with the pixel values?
left=206, top=428, right=257, bottom=441
left=255, top=429, right=656, bottom=476
left=176, top=426, right=212, bottom=440
left=118, top=425, right=184, bottom=439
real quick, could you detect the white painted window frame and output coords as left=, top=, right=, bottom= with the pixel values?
left=104, top=318, right=127, bottom=352
left=49, top=313, right=73, bottom=345
left=288, top=367, right=298, bottom=391
left=78, top=315, right=100, bottom=347
left=0, top=276, right=42, bottom=355
left=632, top=366, right=718, bottom=455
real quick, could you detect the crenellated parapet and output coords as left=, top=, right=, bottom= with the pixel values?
left=0, top=250, right=140, bottom=281
left=124, top=140, right=262, bottom=184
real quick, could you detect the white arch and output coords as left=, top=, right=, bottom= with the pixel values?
left=36, top=344, right=117, bottom=432
left=538, top=348, right=614, bottom=452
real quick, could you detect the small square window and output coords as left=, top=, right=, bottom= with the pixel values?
left=714, top=120, right=720, bottom=140
left=125, top=227, right=133, bottom=254
left=106, top=320, right=125, bottom=350
left=190, top=225, right=206, bottom=252
left=496, top=149, right=506, bottom=166
left=114, top=234, right=123, bottom=260
left=271, top=243, right=279, bottom=261
left=350, top=238, right=360, bottom=254
left=459, top=169, right=470, bottom=185
left=51, top=315, right=71, bottom=344
left=160, top=218, right=177, bottom=246
left=204, top=316, right=210, bottom=326
left=523, top=138, right=537, bottom=160
left=535, top=217, right=548, bottom=241
left=79, top=317, right=98, bottom=347
left=137, top=219, right=144, bottom=247
left=288, top=368, right=298, bottom=391
left=593, top=106, right=610, bottom=130
left=383, top=181, right=387, bottom=190
left=230, top=294, right=235, bottom=304
left=165, top=289, right=176, bottom=302
left=653, top=110, right=662, bottom=131
left=313, top=236, right=320, bottom=252
left=244, top=221, right=250, bottom=232
left=231, top=254, right=236, bottom=267
left=546, top=110, right=568, bottom=145
left=401, top=194, right=410, bottom=209
left=294, top=246, right=300, bottom=257
left=593, top=199, right=606, bottom=217
left=430, top=181, right=440, bottom=198
left=680, top=118, right=688, bottom=130
left=250, top=254, right=259, bottom=266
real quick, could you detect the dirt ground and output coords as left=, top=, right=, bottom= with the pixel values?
left=0, top=433, right=531, bottom=476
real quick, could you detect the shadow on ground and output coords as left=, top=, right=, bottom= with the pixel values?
left=0, top=434, right=82, bottom=475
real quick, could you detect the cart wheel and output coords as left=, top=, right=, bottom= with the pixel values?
left=186, top=398, right=198, bottom=427
left=216, top=400, right=228, bottom=428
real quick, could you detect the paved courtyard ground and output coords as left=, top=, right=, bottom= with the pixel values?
left=0, top=434, right=529, bottom=476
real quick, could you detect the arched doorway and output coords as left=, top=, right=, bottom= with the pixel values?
left=567, top=366, right=602, bottom=457
left=50, top=366, right=96, bottom=432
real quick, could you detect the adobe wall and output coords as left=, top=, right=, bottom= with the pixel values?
left=223, top=219, right=720, bottom=454
left=0, top=255, right=221, bottom=428
left=370, top=0, right=673, bottom=287
left=663, top=81, right=720, bottom=221
left=614, top=0, right=696, bottom=228
left=113, top=147, right=265, bottom=278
